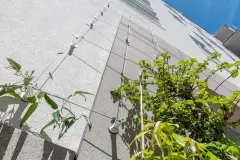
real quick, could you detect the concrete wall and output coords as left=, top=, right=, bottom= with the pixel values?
left=0, top=0, right=120, bottom=152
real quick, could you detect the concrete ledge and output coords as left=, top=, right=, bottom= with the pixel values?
left=0, top=122, right=76, bottom=160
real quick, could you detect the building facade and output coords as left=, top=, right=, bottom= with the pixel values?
left=215, top=25, right=240, bottom=57
left=0, top=0, right=240, bottom=159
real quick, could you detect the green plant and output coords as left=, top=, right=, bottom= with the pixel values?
left=111, top=52, right=240, bottom=159
left=0, top=58, right=92, bottom=139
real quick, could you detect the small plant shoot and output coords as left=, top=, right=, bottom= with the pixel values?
left=0, top=58, right=93, bottom=139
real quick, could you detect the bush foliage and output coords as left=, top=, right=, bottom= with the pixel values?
left=111, top=52, right=240, bottom=159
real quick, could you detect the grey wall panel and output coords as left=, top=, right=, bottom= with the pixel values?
left=178, top=49, right=190, bottom=60
left=116, top=28, right=128, bottom=42
left=130, top=30, right=156, bottom=48
left=78, top=139, right=113, bottom=160
left=215, top=86, right=233, bottom=98
left=88, top=67, right=123, bottom=118
left=111, top=38, right=127, bottom=57
left=127, top=46, right=154, bottom=64
left=0, top=123, right=75, bottom=160
left=207, top=78, right=220, bottom=91
left=155, top=35, right=183, bottom=59
left=168, top=55, right=180, bottom=65
left=130, top=35, right=156, bottom=58
left=120, top=16, right=129, bottom=26
left=79, top=113, right=130, bottom=160
left=119, top=23, right=129, bottom=33
left=124, top=61, right=140, bottom=80
left=130, top=21, right=152, bottom=40
left=107, top=54, right=125, bottom=74
left=223, top=80, right=240, bottom=92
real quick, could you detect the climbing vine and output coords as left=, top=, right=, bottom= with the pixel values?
left=111, top=52, right=240, bottom=159
left=0, top=58, right=92, bottom=139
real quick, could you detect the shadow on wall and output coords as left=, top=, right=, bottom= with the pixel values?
left=189, top=34, right=222, bottom=65
left=193, top=31, right=237, bottom=61
left=189, top=34, right=212, bottom=56
left=115, top=100, right=141, bottom=156
left=0, top=96, right=76, bottom=159
left=0, top=96, right=51, bottom=141
left=0, top=122, right=76, bottom=160
left=207, top=89, right=240, bottom=145
left=115, top=100, right=152, bottom=157
left=168, top=11, right=186, bottom=26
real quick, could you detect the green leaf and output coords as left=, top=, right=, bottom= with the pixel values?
left=81, top=115, right=92, bottom=131
left=59, top=120, right=67, bottom=139
left=74, top=91, right=94, bottom=101
left=41, top=119, right=55, bottom=132
left=164, top=153, right=187, bottom=160
left=58, top=119, right=75, bottom=139
left=8, top=90, right=22, bottom=101
left=27, top=96, right=36, bottom=103
left=20, top=102, right=38, bottom=127
left=74, top=91, right=94, bottom=95
left=203, top=143, right=218, bottom=149
left=206, top=151, right=219, bottom=160
left=231, top=69, right=239, bottom=78
left=172, top=102, right=182, bottom=108
left=172, top=133, right=190, bottom=147
left=0, top=88, right=7, bottom=96
left=184, top=100, right=194, bottom=105
left=227, top=146, right=240, bottom=154
left=44, top=94, right=58, bottom=109
left=0, top=88, right=21, bottom=100
left=129, top=130, right=151, bottom=147
left=143, top=122, right=154, bottom=130
left=6, top=58, right=21, bottom=72
left=129, top=151, right=144, bottom=160
left=233, top=91, right=240, bottom=96
left=37, top=91, right=45, bottom=99
left=67, top=119, right=75, bottom=129
left=52, top=111, right=61, bottom=124
left=24, top=77, right=32, bottom=86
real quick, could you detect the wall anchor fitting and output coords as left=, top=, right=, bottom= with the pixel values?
left=109, top=117, right=125, bottom=134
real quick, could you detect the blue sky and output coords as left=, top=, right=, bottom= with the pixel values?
left=163, top=0, right=240, bottom=34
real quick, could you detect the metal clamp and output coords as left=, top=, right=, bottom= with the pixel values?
left=68, top=43, right=77, bottom=55
left=99, top=9, right=103, bottom=16
left=125, top=37, right=130, bottom=45
left=20, top=82, right=36, bottom=101
left=109, top=117, right=125, bottom=134
left=89, top=22, right=94, bottom=29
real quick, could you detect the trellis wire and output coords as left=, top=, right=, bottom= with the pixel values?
left=20, top=0, right=233, bottom=124
left=38, top=2, right=111, bottom=90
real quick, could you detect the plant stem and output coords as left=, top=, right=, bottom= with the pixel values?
left=204, top=70, right=217, bottom=82
left=214, top=75, right=231, bottom=92
left=139, top=73, right=145, bottom=156
left=214, top=67, right=238, bottom=92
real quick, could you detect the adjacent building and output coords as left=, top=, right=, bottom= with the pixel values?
left=215, top=25, right=240, bottom=57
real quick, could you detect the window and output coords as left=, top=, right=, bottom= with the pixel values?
left=122, top=0, right=159, bottom=23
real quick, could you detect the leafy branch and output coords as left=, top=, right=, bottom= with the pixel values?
left=0, top=58, right=93, bottom=139
left=111, top=52, right=240, bottom=159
